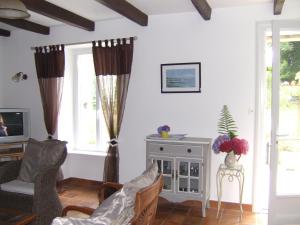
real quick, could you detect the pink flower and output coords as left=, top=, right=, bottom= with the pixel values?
left=231, top=138, right=248, bottom=155
left=220, top=141, right=233, bottom=153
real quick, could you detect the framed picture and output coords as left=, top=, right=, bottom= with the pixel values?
left=161, top=62, right=201, bottom=93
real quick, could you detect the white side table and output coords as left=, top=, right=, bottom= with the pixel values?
left=216, top=164, right=245, bottom=217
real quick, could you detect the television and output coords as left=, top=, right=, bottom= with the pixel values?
left=0, top=108, right=30, bottom=143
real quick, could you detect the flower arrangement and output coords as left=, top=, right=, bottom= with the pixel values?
left=213, top=105, right=248, bottom=161
left=157, top=125, right=170, bottom=138
left=157, top=125, right=170, bottom=134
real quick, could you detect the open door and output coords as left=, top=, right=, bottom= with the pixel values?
left=268, top=20, right=300, bottom=225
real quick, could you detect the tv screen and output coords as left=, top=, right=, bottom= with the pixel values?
left=0, top=112, right=24, bottom=137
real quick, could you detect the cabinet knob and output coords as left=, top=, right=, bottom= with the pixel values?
left=187, top=148, right=192, bottom=153
left=160, top=147, right=164, bottom=151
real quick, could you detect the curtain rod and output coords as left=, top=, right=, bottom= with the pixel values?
left=30, top=36, right=138, bottom=50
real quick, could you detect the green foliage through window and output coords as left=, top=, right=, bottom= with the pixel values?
left=280, top=41, right=300, bottom=83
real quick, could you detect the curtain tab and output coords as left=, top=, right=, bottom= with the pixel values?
left=108, top=138, right=118, bottom=147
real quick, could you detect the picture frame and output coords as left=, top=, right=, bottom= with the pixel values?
left=161, top=62, right=201, bottom=93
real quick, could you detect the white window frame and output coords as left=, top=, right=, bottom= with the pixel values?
left=59, top=45, right=108, bottom=155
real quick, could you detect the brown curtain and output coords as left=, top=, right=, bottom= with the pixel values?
left=34, top=45, right=65, bottom=139
left=92, top=38, right=134, bottom=183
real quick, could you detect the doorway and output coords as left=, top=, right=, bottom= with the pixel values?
left=255, top=20, right=300, bottom=225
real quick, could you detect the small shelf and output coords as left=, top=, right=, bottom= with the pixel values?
left=0, top=140, right=28, bottom=160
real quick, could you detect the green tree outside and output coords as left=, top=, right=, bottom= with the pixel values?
left=280, top=41, right=300, bottom=83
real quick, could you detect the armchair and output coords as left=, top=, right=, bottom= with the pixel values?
left=0, top=138, right=67, bottom=225
left=53, top=163, right=163, bottom=225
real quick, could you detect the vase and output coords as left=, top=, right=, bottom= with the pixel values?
left=161, top=131, right=169, bottom=138
left=224, top=151, right=237, bottom=168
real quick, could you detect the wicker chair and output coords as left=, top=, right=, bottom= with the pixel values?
left=63, top=173, right=163, bottom=225
left=0, top=145, right=67, bottom=225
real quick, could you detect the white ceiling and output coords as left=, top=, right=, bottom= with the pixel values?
left=1, top=0, right=272, bottom=31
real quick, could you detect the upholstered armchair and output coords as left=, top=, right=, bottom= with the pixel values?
left=52, top=163, right=163, bottom=225
left=0, top=138, right=67, bottom=225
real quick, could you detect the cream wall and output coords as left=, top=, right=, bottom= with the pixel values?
left=0, top=0, right=300, bottom=204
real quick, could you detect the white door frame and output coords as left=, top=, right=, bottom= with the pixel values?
left=253, top=21, right=271, bottom=213
left=268, top=20, right=300, bottom=225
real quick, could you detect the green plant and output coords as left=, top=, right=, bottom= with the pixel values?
left=217, top=105, right=238, bottom=139
left=280, top=41, right=300, bottom=83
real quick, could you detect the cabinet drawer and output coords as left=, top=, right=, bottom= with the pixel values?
left=147, top=142, right=203, bottom=157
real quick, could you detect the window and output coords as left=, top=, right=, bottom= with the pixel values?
left=58, top=45, right=109, bottom=153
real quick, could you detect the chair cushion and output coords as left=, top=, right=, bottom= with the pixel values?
left=0, top=179, right=34, bottom=195
left=18, top=138, right=67, bottom=183
left=90, top=161, right=159, bottom=223
left=51, top=162, right=159, bottom=225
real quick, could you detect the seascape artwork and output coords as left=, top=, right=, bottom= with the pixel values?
left=161, top=62, right=200, bottom=93
left=166, top=68, right=196, bottom=88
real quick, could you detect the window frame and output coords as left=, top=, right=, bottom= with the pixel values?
left=59, top=46, right=108, bottom=154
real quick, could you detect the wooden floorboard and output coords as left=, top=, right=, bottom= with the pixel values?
left=59, top=181, right=268, bottom=225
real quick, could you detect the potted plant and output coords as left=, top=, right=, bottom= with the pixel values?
left=212, top=105, right=248, bottom=168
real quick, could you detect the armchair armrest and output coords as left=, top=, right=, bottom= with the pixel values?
left=98, top=182, right=123, bottom=203
left=0, top=160, right=21, bottom=184
left=62, top=206, right=95, bottom=216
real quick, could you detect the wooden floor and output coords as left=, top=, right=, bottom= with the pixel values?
left=59, top=181, right=268, bottom=225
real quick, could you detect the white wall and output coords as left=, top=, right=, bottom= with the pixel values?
left=0, top=0, right=300, bottom=204
left=61, top=153, right=104, bottom=180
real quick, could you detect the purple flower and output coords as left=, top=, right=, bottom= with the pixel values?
left=157, top=126, right=163, bottom=134
left=162, top=125, right=170, bottom=132
left=157, top=125, right=170, bottom=134
left=212, top=135, right=230, bottom=154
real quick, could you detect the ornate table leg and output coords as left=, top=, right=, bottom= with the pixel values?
left=237, top=168, right=245, bottom=214
left=216, top=168, right=223, bottom=218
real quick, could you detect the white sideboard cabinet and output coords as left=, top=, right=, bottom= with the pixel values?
left=146, top=136, right=212, bottom=217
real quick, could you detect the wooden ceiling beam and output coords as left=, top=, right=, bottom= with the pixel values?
left=0, top=19, right=49, bottom=35
left=21, top=0, right=95, bottom=31
left=191, top=0, right=212, bottom=20
left=0, top=28, right=10, bottom=37
left=95, top=0, right=148, bottom=26
left=274, top=0, right=285, bottom=15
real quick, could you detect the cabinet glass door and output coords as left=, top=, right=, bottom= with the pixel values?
left=177, top=159, right=202, bottom=194
left=150, top=157, right=174, bottom=191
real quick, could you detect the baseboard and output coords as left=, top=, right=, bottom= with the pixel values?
left=210, top=200, right=252, bottom=212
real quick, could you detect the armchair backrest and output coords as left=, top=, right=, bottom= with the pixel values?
left=54, top=146, right=67, bottom=168
left=131, top=173, right=163, bottom=225
left=18, top=139, right=68, bottom=183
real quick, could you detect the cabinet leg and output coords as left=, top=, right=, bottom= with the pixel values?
left=202, top=203, right=206, bottom=217
left=206, top=199, right=210, bottom=208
